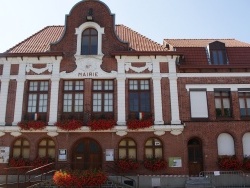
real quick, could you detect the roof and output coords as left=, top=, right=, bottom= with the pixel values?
left=5, top=25, right=165, bottom=53
left=164, top=39, right=250, bottom=47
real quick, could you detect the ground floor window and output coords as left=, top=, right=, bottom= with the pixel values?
left=12, top=138, right=30, bottom=158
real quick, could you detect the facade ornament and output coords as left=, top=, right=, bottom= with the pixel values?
left=154, top=130, right=165, bottom=136
left=26, top=63, right=53, bottom=74
left=116, top=130, right=127, bottom=136
left=0, top=131, right=5, bottom=137
left=170, top=129, right=183, bottom=136
left=125, top=62, right=153, bottom=73
left=60, top=55, right=117, bottom=78
left=10, top=131, right=22, bottom=137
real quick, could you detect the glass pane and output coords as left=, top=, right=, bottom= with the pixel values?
left=39, top=140, right=46, bottom=146
left=75, top=81, right=84, bottom=90
left=145, top=148, right=153, bottom=158
left=129, top=80, right=138, bottom=90
left=140, top=80, right=149, bottom=90
left=14, top=140, right=21, bottom=146
left=23, top=140, right=29, bottom=146
left=128, top=140, right=136, bottom=146
left=23, top=148, right=30, bottom=158
left=140, top=92, right=150, bottom=112
left=222, top=92, right=229, bottom=97
left=29, top=81, right=38, bottom=91
left=212, top=51, right=218, bottom=65
left=129, top=93, right=139, bottom=111
left=215, top=98, right=221, bottom=108
left=119, top=149, right=126, bottom=159
left=104, top=80, right=113, bottom=90
left=64, top=81, right=73, bottom=90
left=119, top=140, right=126, bottom=146
left=93, top=81, right=102, bottom=90
left=39, top=148, right=46, bottom=157
left=218, top=51, right=224, bottom=65
left=223, top=98, right=230, bottom=108
left=239, top=98, right=245, bottom=108
left=145, top=139, right=153, bottom=146
left=247, top=98, right=250, bottom=108
left=155, top=148, right=163, bottom=158
left=129, top=149, right=136, bottom=159
left=13, top=149, right=21, bottom=157
left=40, top=81, right=49, bottom=91
left=48, top=148, right=55, bottom=158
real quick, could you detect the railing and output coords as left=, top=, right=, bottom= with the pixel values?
left=0, top=163, right=55, bottom=188
left=199, top=170, right=246, bottom=187
left=106, top=164, right=137, bottom=188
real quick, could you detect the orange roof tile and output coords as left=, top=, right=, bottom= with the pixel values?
left=164, top=39, right=250, bottom=47
left=5, top=25, right=165, bottom=53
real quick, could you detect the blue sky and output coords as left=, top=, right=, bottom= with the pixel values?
left=0, top=0, right=250, bottom=53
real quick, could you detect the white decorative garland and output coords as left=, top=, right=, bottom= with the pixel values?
left=26, top=63, right=53, bottom=74
left=125, top=62, right=153, bottom=73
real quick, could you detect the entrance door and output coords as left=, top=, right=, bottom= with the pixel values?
left=72, top=138, right=102, bottom=170
left=188, top=138, right=203, bottom=175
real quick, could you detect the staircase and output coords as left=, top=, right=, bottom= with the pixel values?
left=185, top=177, right=214, bottom=188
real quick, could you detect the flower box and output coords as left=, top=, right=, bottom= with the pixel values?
left=55, top=119, right=83, bottom=131
left=17, top=120, right=47, bottom=130
left=88, top=119, right=116, bottom=131
left=143, top=158, right=167, bottom=171
left=53, top=169, right=107, bottom=187
left=8, top=157, right=30, bottom=167
left=218, top=156, right=242, bottom=170
left=116, top=159, right=140, bottom=172
left=127, top=119, right=153, bottom=130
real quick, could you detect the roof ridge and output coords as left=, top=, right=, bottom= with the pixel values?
left=118, top=24, right=165, bottom=50
left=164, top=38, right=236, bottom=40
left=5, top=26, right=54, bottom=53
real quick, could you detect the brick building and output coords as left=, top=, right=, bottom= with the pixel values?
left=0, top=0, right=250, bottom=176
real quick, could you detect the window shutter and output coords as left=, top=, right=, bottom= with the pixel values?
left=190, top=91, right=208, bottom=118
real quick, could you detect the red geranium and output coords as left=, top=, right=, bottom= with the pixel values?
left=144, top=158, right=167, bottom=171
left=116, top=159, right=140, bottom=172
left=243, top=158, right=250, bottom=171
left=8, top=157, right=30, bottom=167
left=55, top=119, right=83, bottom=131
left=18, top=120, right=47, bottom=130
left=127, top=119, right=153, bottom=130
left=88, top=119, right=116, bottom=131
left=218, top=156, right=242, bottom=170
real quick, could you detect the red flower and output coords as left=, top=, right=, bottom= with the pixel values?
left=143, top=158, right=168, bottom=171
left=8, top=157, right=30, bottom=167
left=88, top=119, right=115, bottom=131
left=31, top=157, right=54, bottom=171
left=53, top=169, right=107, bottom=187
left=243, top=158, right=250, bottom=171
left=116, top=159, right=140, bottom=172
left=55, top=119, right=83, bottom=131
left=218, top=156, right=242, bottom=170
left=18, top=120, right=47, bottom=130
left=127, top=119, right=153, bottom=130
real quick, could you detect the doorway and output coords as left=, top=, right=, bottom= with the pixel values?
left=188, top=138, right=204, bottom=175
left=72, top=138, right=102, bottom=170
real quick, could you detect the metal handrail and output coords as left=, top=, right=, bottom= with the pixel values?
left=106, top=164, right=137, bottom=188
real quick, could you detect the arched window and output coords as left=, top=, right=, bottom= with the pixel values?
left=12, top=138, right=30, bottom=158
left=38, top=138, right=56, bottom=158
left=81, top=28, right=98, bottom=55
left=118, top=138, right=136, bottom=159
left=243, top=132, right=250, bottom=157
left=217, top=133, right=235, bottom=156
left=145, top=138, right=163, bottom=159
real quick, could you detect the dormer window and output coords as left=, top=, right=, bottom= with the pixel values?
left=81, top=28, right=98, bottom=55
left=75, top=22, right=104, bottom=56
left=209, top=41, right=228, bottom=65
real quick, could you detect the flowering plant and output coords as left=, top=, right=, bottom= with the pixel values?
left=88, top=119, right=116, bottom=131
left=143, top=158, right=168, bottom=171
left=55, top=119, right=83, bottom=131
left=243, top=157, right=250, bottom=171
left=17, top=120, right=47, bottom=130
left=116, top=158, right=140, bottom=172
left=53, top=169, right=107, bottom=187
left=31, top=157, right=54, bottom=171
left=127, top=119, right=153, bottom=130
left=8, top=157, right=30, bottom=167
left=218, top=156, right=242, bottom=170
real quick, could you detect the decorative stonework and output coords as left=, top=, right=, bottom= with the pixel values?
left=0, top=132, right=5, bottom=137
left=125, top=62, right=152, bottom=73
left=26, top=63, right=53, bottom=74
left=116, top=130, right=127, bottom=136
left=10, top=132, right=22, bottom=137
left=60, top=55, right=117, bottom=78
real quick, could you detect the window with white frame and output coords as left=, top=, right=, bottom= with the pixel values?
left=81, top=28, right=98, bottom=55
left=92, top=80, right=114, bottom=116
left=238, top=91, right=250, bottom=117
left=243, top=133, right=250, bottom=157
left=214, top=89, right=231, bottom=117
left=189, top=90, right=208, bottom=118
left=217, top=133, right=235, bottom=156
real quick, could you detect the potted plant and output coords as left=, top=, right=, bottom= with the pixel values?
left=55, top=119, right=83, bottom=131
left=116, top=158, right=140, bottom=172
left=243, top=157, right=250, bottom=171
left=8, top=157, right=30, bottom=167
left=218, top=155, right=242, bottom=170
left=88, top=119, right=116, bottom=131
left=143, top=158, right=168, bottom=171
left=127, top=118, right=153, bottom=130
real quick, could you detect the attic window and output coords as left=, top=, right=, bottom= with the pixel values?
left=81, top=28, right=98, bottom=55
left=209, top=41, right=228, bottom=65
